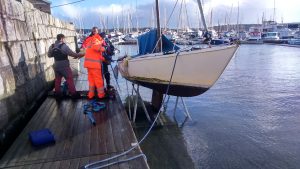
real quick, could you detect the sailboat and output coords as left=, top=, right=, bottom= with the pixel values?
left=117, top=0, right=239, bottom=97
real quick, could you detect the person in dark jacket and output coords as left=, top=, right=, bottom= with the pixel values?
left=99, top=32, right=114, bottom=89
left=48, top=34, right=84, bottom=98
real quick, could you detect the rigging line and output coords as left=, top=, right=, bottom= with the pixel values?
left=184, top=0, right=191, bottom=29
left=166, top=0, right=179, bottom=26
left=177, top=0, right=184, bottom=33
left=51, top=0, right=86, bottom=8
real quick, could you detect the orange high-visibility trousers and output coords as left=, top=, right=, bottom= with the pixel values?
left=87, top=68, right=105, bottom=99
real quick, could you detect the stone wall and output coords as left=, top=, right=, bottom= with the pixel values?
left=0, top=0, right=78, bottom=133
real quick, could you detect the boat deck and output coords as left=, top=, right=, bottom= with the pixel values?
left=0, top=73, right=149, bottom=169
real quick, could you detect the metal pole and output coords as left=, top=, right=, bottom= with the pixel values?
left=173, top=96, right=179, bottom=118
left=180, top=97, right=192, bottom=120
left=196, top=0, right=207, bottom=31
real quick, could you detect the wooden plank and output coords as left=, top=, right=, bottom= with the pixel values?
left=108, top=100, right=125, bottom=153
left=1, top=99, right=56, bottom=167
left=59, top=101, right=83, bottom=157
left=21, top=163, right=43, bottom=169
left=0, top=74, right=149, bottom=169
left=40, top=160, right=60, bottom=169
left=67, top=158, right=80, bottom=169
left=115, top=93, right=149, bottom=169
left=62, top=101, right=83, bottom=158
left=89, top=108, right=100, bottom=155
left=14, top=99, right=57, bottom=166
left=105, top=100, right=117, bottom=154
left=108, top=99, right=130, bottom=169
left=42, top=100, right=74, bottom=161
left=0, top=98, right=53, bottom=166
left=70, top=99, right=87, bottom=157
left=78, top=156, right=90, bottom=169
left=28, top=100, right=67, bottom=163
left=96, top=101, right=108, bottom=154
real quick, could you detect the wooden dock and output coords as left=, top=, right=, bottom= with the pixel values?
left=0, top=73, right=149, bottom=169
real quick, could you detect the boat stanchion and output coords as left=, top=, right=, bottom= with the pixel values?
left=131, top=84, right=152, bottom=123
left=173, top=96, right=192, bottom=126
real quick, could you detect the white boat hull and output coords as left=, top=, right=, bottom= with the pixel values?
left=118, top=45, right=239, bottom=97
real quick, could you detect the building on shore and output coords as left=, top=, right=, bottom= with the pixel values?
left=27, top=0, right=51, bottom=14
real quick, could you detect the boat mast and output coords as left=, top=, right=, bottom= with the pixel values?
left=155, top=0, right=162, bottom=52
left=152, top=0, right=163, bottom=111
left=236, top=1, right=239, bottom=36
left=196, top=0, right=207, bottom=31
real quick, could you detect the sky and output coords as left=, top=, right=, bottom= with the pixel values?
left=49, top=0, right=300, bottom=29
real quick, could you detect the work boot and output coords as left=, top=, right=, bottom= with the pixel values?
left=96, top=93, right=109, bottom=101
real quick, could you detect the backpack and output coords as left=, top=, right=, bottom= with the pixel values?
left=49, top=43, right=68, bottom=61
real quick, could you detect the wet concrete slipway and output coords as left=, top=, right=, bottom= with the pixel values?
left=113, top=44, right=300, bottom=169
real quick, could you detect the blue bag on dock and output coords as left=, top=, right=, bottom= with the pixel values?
left=28, top=129, right=55, bottom=147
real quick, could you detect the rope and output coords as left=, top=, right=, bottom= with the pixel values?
left=83, top=50, right=182, bottom=169
left=51, top=0, right=87, bottom=8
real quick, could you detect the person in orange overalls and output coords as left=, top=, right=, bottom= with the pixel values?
left=83, top=27, right=106, bottom=99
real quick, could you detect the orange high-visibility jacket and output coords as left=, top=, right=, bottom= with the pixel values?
left=84, top=34, right=105, bottom=69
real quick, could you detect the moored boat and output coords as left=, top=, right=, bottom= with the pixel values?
left=118, top=30, right=238, bottom=97
left=117, top=0, right=239, bottom=97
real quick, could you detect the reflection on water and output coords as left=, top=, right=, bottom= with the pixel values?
left=113, top=44, right=300, bottom=169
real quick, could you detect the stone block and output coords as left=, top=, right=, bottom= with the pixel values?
left=9, top=42, right=26, bottom=66
left=54, top=18, right=61, bottom=28
left=51, top=27, right=58, bottom=37
left=0, top=43, right=10, bottom=67
left=22, top=0, right=34, bottom=11
left=0, top=74, right=5, bottom=96
left=38, top=25, right=47, bottom=39
left=12, top=0, right=25, bottom=21
left=1, top=0, right=12, bottom=17
left=49, top=15, right=54, bottom=26
left=0, top=0, right=8, bottom=16
left=15, top=21, right=30, bottom=41
left=25, top=41, right=37, bottom=60
left=13, top=21, right=21, bottom=41
left=34, top=10, right=42, bottom=25
left=41, top=12, right=50, bottom=25
left=46, top=27, right=52, bottom=39
left=69, top=43, right=76, bottom=51
left=26, top=60, right=37, bottom=79
left=20, top=41, right=29, bottom=61
left=0, top=65, right=16, bottom=95
left=0, top=19, right=7, bottom=42
left=32, top=31, right=40, bottom=40
left=4, top=20, right=17, bottom=41
left=36, top=40, right=46, bottom=56
left=1, top=0, right=25, bottom=21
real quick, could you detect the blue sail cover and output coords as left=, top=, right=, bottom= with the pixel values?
left=137, top=29, right=180, bottom=56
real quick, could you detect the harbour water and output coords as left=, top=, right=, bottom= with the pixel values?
left=113, top=44, right=300, bottom=169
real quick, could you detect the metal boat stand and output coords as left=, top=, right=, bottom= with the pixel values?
left=173, top=96, right=192, bottom=127
left=128, top=84, right=152, bottom=123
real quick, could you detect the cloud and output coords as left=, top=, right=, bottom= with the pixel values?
left=60, top=0, right=82, bottom=18
left=91, top=4, right=133, bottom=15
left=52, top=0, right=300, bottom=29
